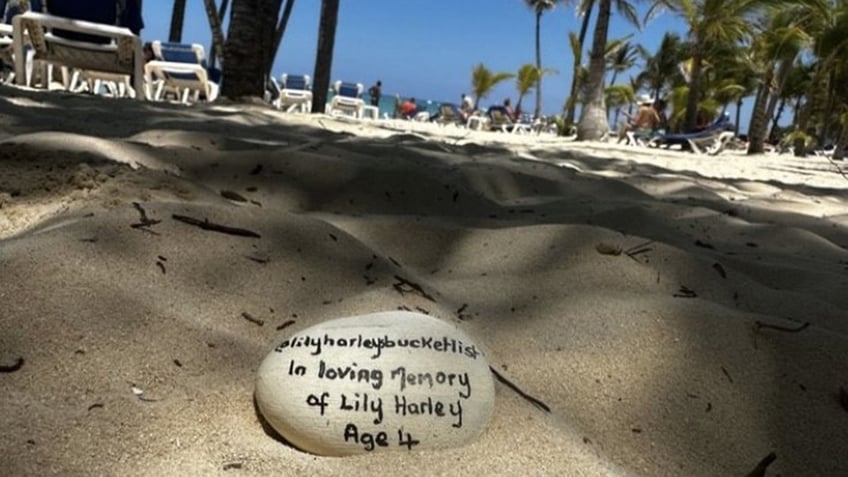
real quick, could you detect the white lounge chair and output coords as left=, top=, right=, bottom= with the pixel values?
left=688, top=131, right=736, bottom=155
left=145, top=41, right=218, bottom=104
left=329, top=81, right=364, bottom=118
left=275, top=73, right=312, bottom=113
left=12, top=10, right=143, bottom=99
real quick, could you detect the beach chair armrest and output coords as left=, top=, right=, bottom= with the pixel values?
left=14, top=12, right=138, bottom=40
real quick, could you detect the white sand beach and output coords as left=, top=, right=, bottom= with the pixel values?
left=1, top=85, right=847, bottom=476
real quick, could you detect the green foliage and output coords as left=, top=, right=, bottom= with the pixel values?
left=604, top=83, right=635, bottom=108
left=516, top=64, right=542, bottom=96
left=471, top=63, right=515, bottom=110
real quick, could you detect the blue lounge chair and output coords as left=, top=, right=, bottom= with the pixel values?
left=329, top=81, right=364, bottom=118
left=275, top=73, right=312, bottom=113
left=650, top=114, right=735, bottom=153
left=12, top=0, right=144, bottom=98
left=485, top=105, right=531, bottom=134
left=145, top=41, right=218, bottom=104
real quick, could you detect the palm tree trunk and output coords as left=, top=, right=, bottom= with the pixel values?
left=820, top=71, right=837, bottom=147
left=768, top=98, right=785, bottom=142
left=747, top=68, right=773, bottom=154
left=833, top=125, right=847, bottom=161
left=605, top=70, right=618, bottom=120
left=683, top=47, right=704, bottom=132
left=762, top=58, right=794, bottom=143
left=169, top=0, right=187, bottom=42
left=565, top=0, right=594, bottom=126
left=203, top=0, right=227, bottom=66
left=311, top=0, right=340, bottom=113
left=265, top=0, right=297, bottom=75
left=260, top=0, right=283, bottom=81
left=222, top=0, right=265, bottom=98
left=576, top=0, right=611, bottom=141
left=793, top=64, right=827, bottom=157
left=534, top=10, right=542, bottom=119
left=209, top=0, right=230, bottom=69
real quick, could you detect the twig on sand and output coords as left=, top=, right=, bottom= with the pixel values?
left=754, top=321, right=810, bottom=334
left=392, top=275, right=436, bottom=302
left=172, top=214, right=261, bottom=238
left=596, top=240, right=654, bottom=263
left=712, top=262, right=727, bottom=278
left=721, top=366, right=734, bottom=384
left=0, top=357, right=24, bottom=373
left=130, top=202, right=161, bottom=233
left=220, top=190, right=248, bottom=202
left=490, top=366, right=550, bottom=413
left=276, top=320, right=296, bottom=331
left=241, top=312, right=264, bottom=327
left=744, top=451, right=777, bottom=477
left=673, top=285, right=698, bottom=298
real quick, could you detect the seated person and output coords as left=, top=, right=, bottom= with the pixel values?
left=503, top=98, right=517, bottom=122
left=400, top=97, right=417, bottom=119
left=460, top=93, right=474, bottom=120
left=618, top=97, right=661, bottom=143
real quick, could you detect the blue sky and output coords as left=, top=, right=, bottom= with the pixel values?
left=142, top=0, right=754, bottom=130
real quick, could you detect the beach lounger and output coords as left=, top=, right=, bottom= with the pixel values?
left=329, top=81, right=364, bottom=118
left=649, top=114, right=734, bottom=154
left=12, top=0, right=143, bottom=98
left=275, top=73, right=312, bottom=113
left=430, top=103, right=465, bottom=127
left=485, top=105, right=531, bottom=134
left=145, top=41, right=218, bottom=104
left=687, top=130, right=736, bottom=155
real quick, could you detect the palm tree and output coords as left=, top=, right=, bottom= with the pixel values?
left=776, top=0, right=848, bottom=155
left=606, top=82, right=636, bottom=126
left=564, top=0, right=595, bottom=126
left=222, top=0, right=268, bottom=98
left=515, top=64, right=541, bottom=118
left=649, top=0, right=773, bottom=132
left=203, top=0, right=228, bottom=66
left=471, top=64, right=514, bottom=110
left=207, top=0, right=230, bottom=69
left=311, top=0, right=340, bottom=113
left=746, top=6, right=809, bottom=153
left=524, top=0, right=562, bottom=118
left=516, top=64, right=556, bottom=117
left=564, top=0, right=640, bottom=125
left=266, top=0, right=298, bottom=76
left=636, top=32, right=686, bottom=102
left=577, top=0, right=613, bottom=140
left=771, top=60, right=811, bottom=141
left=169, top=0, right=187, bottom=42
left=606, top=39, right=640, bottom=88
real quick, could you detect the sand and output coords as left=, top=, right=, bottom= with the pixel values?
left=1, top=84, right=846, bottom=476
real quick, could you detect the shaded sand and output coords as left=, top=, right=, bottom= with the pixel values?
left=1, top=85, right=847, bottom=476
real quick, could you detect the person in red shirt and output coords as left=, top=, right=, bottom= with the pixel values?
left=400, top=98, right=417, bottom=119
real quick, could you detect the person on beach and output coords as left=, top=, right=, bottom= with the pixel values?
left=368, top=81, right=381, bottom=107
left=460, top=94, right=474, bottom=119
left=142, top=42, right=154, bottom=63
left=400, top=97, right=417, bottom=119
left=503, top=98, right=518, bottom=121
left=618, top=95, right=661, bottom=143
